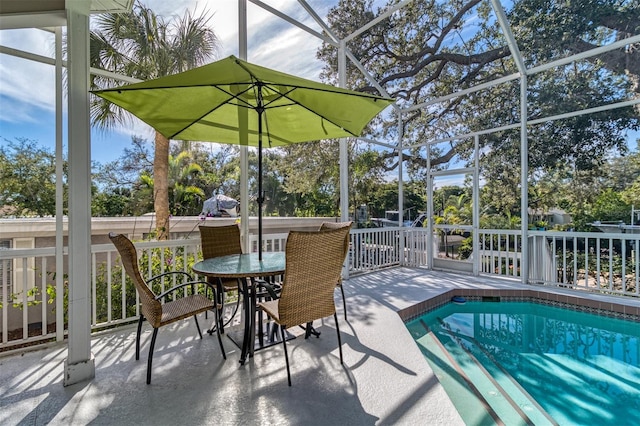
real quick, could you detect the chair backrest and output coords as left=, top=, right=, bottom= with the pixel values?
left=199, top=224, right=242, bottom=259
left=278, top=227, right=350, bottom=326
left=319, top=221, right=352, bottom=263
left=108, top=233, right=162, bottom=327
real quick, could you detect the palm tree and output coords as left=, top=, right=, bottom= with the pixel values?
left=89, top=0, right=218, bottom=239
left=168, top=151, right=205, bottom=215
left=134, top=152, right=205, bottom=216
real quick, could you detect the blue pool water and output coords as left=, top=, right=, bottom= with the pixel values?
left=406, top=301, right=640, bottom=426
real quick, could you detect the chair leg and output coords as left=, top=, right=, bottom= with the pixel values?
left=194, top=315, right=203, bottom=339
left=334, top=313, right=343, bottom=365
left=147, top=328, right=159, bottom=384
left=213, top=298, right=226, bottom=360
left=339, top=284, right=347, bottom=320
left=216, top=278, right=225, bottom=334
left=301, top=321, right=321, bottom=339
left=268, top=320, right=278, bottom=343
left=136, top=315, right=144, bottom=361
left=280, top=325, right=291, bottom=386
left=257, top=302, right=265, bottom=347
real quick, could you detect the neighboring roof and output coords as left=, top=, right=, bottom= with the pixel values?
left=527, top=207, right=570, bottom=216
left=0, top=0, right=134, bottom=30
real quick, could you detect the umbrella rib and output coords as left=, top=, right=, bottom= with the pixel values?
left=167, top=99, right=252, bottom=140
left=232, top=56, right=387, bottom=102
left=213, top=84, right=261, bottom=109
left=94, top=82, right=386, bottom=98
left=266, top=82, right=389, bottom=100
left=167, top=85, right=257, bottom=140
left=277, top=88, right=361, bottom=138
left=260, top=85, right=296, bottom=109
left=258, top=82, right=386, bottom=137
left=257, top=83, right=389, bottom=104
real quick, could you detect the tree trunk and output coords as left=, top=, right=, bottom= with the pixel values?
left=154, top=132, right=170, bottom=240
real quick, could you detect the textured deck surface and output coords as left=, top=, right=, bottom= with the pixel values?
left=3, top=267, right=635, bottom=425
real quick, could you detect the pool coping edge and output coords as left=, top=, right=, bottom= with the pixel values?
left=398, top=288, right=640, bottom=323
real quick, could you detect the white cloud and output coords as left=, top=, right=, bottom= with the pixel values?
left=0, top=28, right=57, bottom=124
left=0, top=27, right=56, bottom=57
left=0, top=59, right=56, bottom=111
left=0, top=0, right=338, bottom=162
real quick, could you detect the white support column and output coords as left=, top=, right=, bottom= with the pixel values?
left=397, top=118, right=405, bottom=264
left=55, top=26, right=64, bottom=343
left=492, top=0, right=529, bottom=284
left=397, top=118, right=404, bottom=227
left=64, top=0, right=95, bottom=386
left=338, top=40, right=350, bottom=279
left=238, top=0, right=250, bottom=252
left=338, top=40, right=348, bottom=222
left=426, top=145, right=433, bottom=269
left=519, top=75, right=529, bottom=283
left=473, top=135, right=480, bottom=275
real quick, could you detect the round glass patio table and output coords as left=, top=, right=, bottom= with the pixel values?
left=192, top=252, right=285, bottom=364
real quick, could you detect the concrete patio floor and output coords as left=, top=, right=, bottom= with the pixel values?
left=2, top=267, right=638, bottom=425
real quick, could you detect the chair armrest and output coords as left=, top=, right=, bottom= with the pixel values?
left=147, top=271, right=194, bottom=283
left=257, top=280, right=281, bottom=300
left=155, top=280, right=216, bottom=301
left=148, top=271, right=198, bottom=295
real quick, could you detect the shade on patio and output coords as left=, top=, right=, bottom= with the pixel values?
left=93, top=55, right=393, bottom=257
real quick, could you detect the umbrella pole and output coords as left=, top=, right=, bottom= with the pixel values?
left=257, top=85, right=264, bottom=261
left=258, top=132, right=263, bottom=261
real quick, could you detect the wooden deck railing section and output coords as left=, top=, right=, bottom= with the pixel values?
left=2, top=228, right=639, bottom=352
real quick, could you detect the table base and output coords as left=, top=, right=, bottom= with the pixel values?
left=227, top=322, right=296, bottom=364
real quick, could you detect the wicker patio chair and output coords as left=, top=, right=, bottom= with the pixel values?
left=199, top=224, right=281, bottom=338
left=109, top=233, right=226, bottom=384
left=258, top=227, right=350, bottom=386
left=319, top=221, right=353, bottom=319
left=199, top=224, right=244, bottom=332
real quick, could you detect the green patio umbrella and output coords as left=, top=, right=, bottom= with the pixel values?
left=93, top=55, right=393, bottom=259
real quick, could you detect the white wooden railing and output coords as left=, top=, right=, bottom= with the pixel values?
left=478, top=229, right=640, bottom=298
left=2, top=227, right=640, bottom=351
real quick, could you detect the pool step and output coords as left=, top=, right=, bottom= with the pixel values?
left=417, top=320, right=557, bottom=426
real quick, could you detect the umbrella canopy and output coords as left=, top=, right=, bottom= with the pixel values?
left=93, top=55, right=393, bottom=257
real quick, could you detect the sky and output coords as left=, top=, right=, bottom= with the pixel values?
left=1, top=0, right=637, bottom=172
left=0, top=0, right=340, bottom=165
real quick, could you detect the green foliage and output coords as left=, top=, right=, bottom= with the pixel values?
left=6, top=246, right=203, bottom=326
left=6, top=1, right=640, bottom=228
left=366, top=181, right=425, bottom=219
left=458, top=236, right=474, bottom=260
left=167, top=151, right=206, bottom=216
left=319, top=0, right=639, bottom=221
left=1, top=270, right=69, bottom=327
left=90, top=0, right=219, bottom=237
left=1, top=286, right=43, bottom=310
left=274, top=141, right=340, bottom=216
left=0, top=139, right=61, bottom=217
left=620, top=145, right=640, bottom=207
left=572, top=188, right=631, bottom=231
left=481, top=210, right=522, bottom=230
left=92, top=187, right=133, bottom=216
left=45, top=272, right=69, bottom=325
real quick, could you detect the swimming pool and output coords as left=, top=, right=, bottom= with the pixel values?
left=405, top=299, right=640, bottom=426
